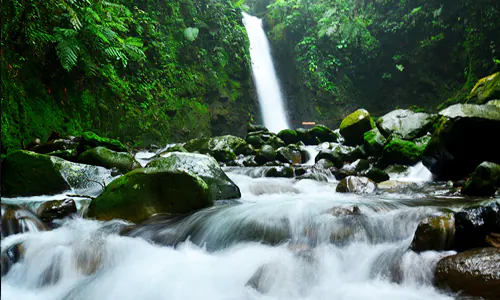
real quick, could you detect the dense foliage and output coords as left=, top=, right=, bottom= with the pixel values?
left=1, top=0, right=254, bottom=154
left=253, top=0, right=500, bottom=126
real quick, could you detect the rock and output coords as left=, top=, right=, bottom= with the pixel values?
left=265, top=136, right=286, bottom=149
left=264, top=166, right=294, bottom=178
left=276, top=147, right=302, bottom=165
left=234, top=142, right=255, bottom=156
left=326, top=205, right=361, bottom=217
left=277, top=129, right=299, bottom=145
left=363, top=167, right=390, bottom=183
left=86, top=168, right=213, bottom=223
left=454, top=202, right=500, bottom=251
left=185, top=135, right=245, bottom=163
left=1, top=151, right=71, bottom=197
left=1, top=243, right=25, bottom=276
left=78, top=132, right=127, bottom=153
left=255, top=145, right=277, bottom=164
left=47, top=149, right=78, bottom=161
left=423, top=104, right=500, bottom=180
left=1, top=203, right=48, bottom=239
left=336, top=176, right=377, bottom=194
left=25, top=138, right=41, bottom=150
left=381, top=135, right=429, bottom=166
left=296, top=173, right=329, bottom=182
left=296, top=128, right=316, bottom=145
left=146, top=152, right=241, bottom=200
left=332, top=144, right=361, bottom=162
left=246, top=262, right=290, bottom=294
left=410, top=213, right=455, bottom=252
left=376, top=109, right=435, bottom=140
left=36, top=199, right=77, bottom=225
left=467, top=72, right=500, bottom=104
left=248, top=124, right=268, bottom=134
left=435, top=248, right=500, bottom=299
left=294, top=167, right=307, bottom=176
left=333, top=168, right=357, bottom=180
left=339, top=109, right=374, bottom=146
left=315, top=149, right=343, bottom=168
left=487, top=99, right=500, bottom=108
left=246, top=134, right=265, bottom=148
left=159, top=144, right=188, bottom=154
left=308, top=125, right=339, bottom=143
left=314, top=158, right=335, bottom=169
left=363, top=128, right=386, bottom=157
left=242, top=156, right=259, bottom=167
left=352, top=159, right=370, bottom=172
left=461, top=162, right=500, bottom=197
left=32, top=138, right=79, bottom=154
left=78, top=146, right=140, bottom=173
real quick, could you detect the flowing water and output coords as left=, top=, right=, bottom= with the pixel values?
left=2, top=161, right=472, bottom=300
left=242, top=13, right=289, bottom=133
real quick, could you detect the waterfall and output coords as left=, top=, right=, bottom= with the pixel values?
left=242, top=12, right=289, bottom=133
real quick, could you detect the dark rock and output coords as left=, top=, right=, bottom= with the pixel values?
left=423, top=103, right=500, bottom=180
left=333, top=168, right=356, bottom=180
left=296, top=173, right=329, bottom=182
left=410, top=213, right=455, bottom=252
left=376, top=109, right=435, bottom=140
left=461, top=162, right=500, bottom=197
left=146, top=152, right=241, bottom=200
left=276, top=147, right=302, bottom=165
left=264, top=166, right=294, bottom=178
left=1, top=243, right=25, bottom=276
left=47, top=149, right=78, bottom=161
left=363, top=128, right=386, bottom=157
left=87, top=168, right=213, bottom=223
left=362, top=167, right=390, bottom=183
left=265, top=136, right=286, bottom=149
left=36, top=199, right=77, bottom=225
left=352, top=159, right=370, bottom=172
left=435, top=247, right=500, bottom=299
left=255, top=145, right=277, bottom=164
left=454, top=202, right=500, bottom=251
left=336, top=176, right=377, bottom=194
left=248, top=124, right=268, bottom=134
left=339, top=109, right=374, bottom=146
left=1, top=203, right=48, bottom=239
left=25, top=138, right=41, bottom=150
left=315, top=149, right=343, bottom=168
left=277, top=129, right=299, bottom=145
left=242, top=156, right=259, bottom=167
left=78, top=146, right=140, bottom=173
left=308, top=125, right=339, bottom=143
left=294, top=167, right=307, bottom=176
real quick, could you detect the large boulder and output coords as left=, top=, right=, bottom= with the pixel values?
left=423, top=104, right=500, bottom=180
left=86, top=168, right=213, bottom=223
left=184, top=135, right=245, bottom=162
left=363, top=128, right=386, bottom=157
left=461, top=162, right=500, bottom=197
left=336, top=176, right=377, bottom=194
left=376, top=109, right=435, bottom=140
left=146, top=152, right=241, bottom=200
left=454, top=202, right=500, bottom=251
left=339, top=109, right=374, bottom=146
left=381, top=135, right=430, bottom=166
left=78, top=146, right=140, bottom=173
left=78, top=132, right=127, bottom=153
left=410, top=213, right=455, bottom=252
left=1, top=151, right=70, bottom=197
left=467, top=72, right=500, bottom=104
left=435, top=247, right=500, bottom=299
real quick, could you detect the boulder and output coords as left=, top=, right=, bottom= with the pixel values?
left=78, top=132, right=127, bottom=153
left=339, top=109, right=374, bottom=146
left=308, top=125, right=339, bottom=143
left=246, top=134, right=265, bottom=148
left=363, top=128, right=386, bottom=157
left=336, top=176, right=377, bottom=194
left=381, top=135, right=430, bottom=166
left=234, top=142, right=255, bottom=156
left=461, top=162, right=500, bottom=197
left=265, top=136, right=286, bottom=149
left=276, top=147, right=302, bottom=165
left=467, top=72, right=500, bottom=104
left=146, top=152, right=241, bottom=200
left=410, top=213, right=455, bottom=252
left=363, top=167, right=390, bottom=183
left=454, top=202, right=500, bottom=251
left=264, top=166, right=294, bottom=178
left=36, top=198, right=77, bottom=225
left=78, top=146, right=140, bottom=173
left=1, top=151, right=71, bottom=197
left=351, top=159, right=370, bottom=172
left=255, top=145, right=277, bottom=164
left=184, top=135, right=245, bottom=163
left=1, top=203, right=48, bottom=239
left=376, top=109, right=435, bottom=140
left=423, top=104, right=500, bottom=180
left=86, top=168, right=213, bottom=223
left=277, top=129, right=299, bottom=145
left=296, top=128, right=316, bottom=145
left=435, top=248, right=500, bottom=299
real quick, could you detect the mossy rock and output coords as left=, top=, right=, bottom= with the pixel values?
left=277, top=129, right=299, bottom=145
left=468, top=72, right=500, bottom=104
left=79, top=132, right=127, bottom=153
left=248, top=124, right=268, bottom=134
left=78, top=146, right=140, bottom=173
left=265, top=136, right=286, bottom=149
left=461, top=162, right=500, bottom=197
left=161, top=144, right=188, bottom=154
left=146, top=152, right=241, bottom=200
left=339, top=109, right=373, bottom=146
left=184, top=135, right=243, bottom=162
left=315, top=149, right=343, bottom=168
left=86, top=168, right=213, bottom=223
left=255, top=145, right=277, bottom=165
left=1, top=151, right=70, bottom=197
left=276, top=147, right=302, bottom=165
left=47, top=149, right=78, bottom=162
left=381, top=136, right=429, bottom=166
left=375, top=109, right=435, bottom=140
left=234, top=141, right=255, bottom=156
left=246, top=134, right=265, bottom=148
left=363, top=128, right=386, bottom=157
left=308, top=125, right=339, bottom=143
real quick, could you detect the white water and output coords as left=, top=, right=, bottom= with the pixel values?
left=2, top=170, right=462, bottom=300
left=390, top=162, right=435, bottom=182
left=242, top=13, right=289, bottom=133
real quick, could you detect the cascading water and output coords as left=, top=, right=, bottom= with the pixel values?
left=242, top=12, right=289, bottom=133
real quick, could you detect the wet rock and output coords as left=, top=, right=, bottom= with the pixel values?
left=184, top=135, right=244, bottom=162
left=146, top=152, right=241, bottom=200
left=1, top=203, right=48, bottom=239
left=296, top=173, right=329, bottom=182
left=277, top=129, right=299, bottom=145
left=32, top=138, right=79, bottom=154
left=265, top=166, right=294, bottom=178
left=246, top=262, right=290, bottom=294
left=423, top=103, right=500, bottom=180
left=435, top=247, right=500, bottom=300
left=246, top=134, right=265, bottom=148
left=381, top=135, right=430, bottom=166
left=315, top=149, right=343, bottom=168
left=363, top=128, right=386, bottom=157
left=294, top=167, right=308, bottom=177
left=296, top=128, right=318, bottom=145
left=242, top=156, right=259, bottom=167
left=461, top=162, right=500, bottom=197
left=255, top=145, right=277, bottom=164
left=234, top=142, right=255, bottom=156
left=1, top=243, right=25, bottom=276
left=86, top=168, right=213, bottom=223
left=327, top=205, right=361, bottom=217
left=410, top=213, right=455, bottom=252
left=308, top=125, right=340, bottom=143
left=333, top=168, right=357, bottom=181
left=362, top=167, right=390, bottom=183
left=467, top=72, right=500, bottom=104
left=78, top=131, right=127, bottom=153
left=352, top=159, right=370, bottom=172
left=376, top=109, right=435, bottom=140
left=78, top=146, right=140, bottom=173
left=336, top=176, right=377, bottom=194
left=1, top=151, right=71, bottom=197
left=314, top=158, right=335, bottom=169
left=454, top=202, right=500, bottom=251
left=276, top=147, right=302, bottom=165
left=339, top=109, right=374, bottom=146
left=332, top=144, right=362, bottom=162
left=265, top=136, right=286, bottom=149
left=36, top=199, right=77, bottom=225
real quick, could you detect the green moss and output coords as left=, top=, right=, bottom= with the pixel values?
left=340, top=109, right=373, bottom=146
left=78, top=146, right=138, bottom=172
left=80, top=132, right=127, bottom=153
left=382, top=136, right=428, bottom=165
left=277, top=129, right=299, bottom=145
left=363, top=128, right=386, bottom=156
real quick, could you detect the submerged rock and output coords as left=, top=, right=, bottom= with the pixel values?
left=435, top=248, right=500, bottom=299
left=1, top=243, right=25, bottom=276
left=78, top=146, right=140, bottom=173
left=423, top=103, right=500, bottom=180
left=336, top=176, right=377, bottom=194
left=339, top=109, right=374, bottom=146
left=376, top=109, right=435, bottom=140
left=454, top=202, right=500, bottom=251
left=461, top=162, right=500, bottom=197
left=146, top=152, right=241, bottom=200
left=86, top=168, right=213, bottom=223
left=36, top=199, right=77, bottom=225
left=1, top=203, right=48, bottom=239
left=410, top=213, right=455, bottom=252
